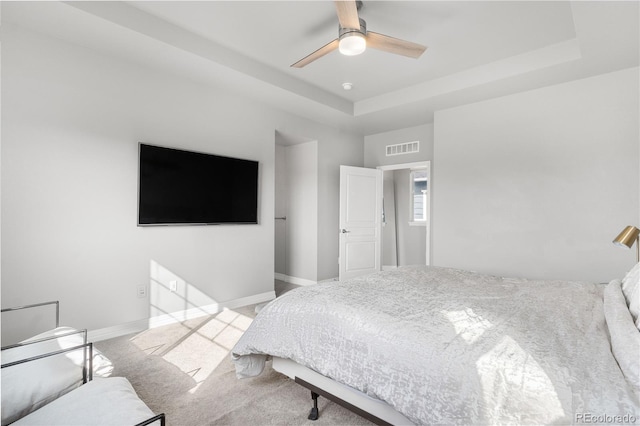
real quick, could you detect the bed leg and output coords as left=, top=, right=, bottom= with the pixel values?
left=308, top=391, right=319, bottom=421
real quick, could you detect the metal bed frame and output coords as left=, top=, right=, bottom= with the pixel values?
left=1, top=301, right=166, bottom=426
left=272, top=357, right=413, bottom=425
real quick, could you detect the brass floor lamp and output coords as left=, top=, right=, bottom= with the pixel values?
left=613, top=225, right=640, bottom=262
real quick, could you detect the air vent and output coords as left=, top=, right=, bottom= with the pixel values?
left=386, top=141, right=419, bottom=156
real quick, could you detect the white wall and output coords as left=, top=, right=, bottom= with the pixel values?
left=316, top=134, right=364, bottom=281
left=393, top=169, right=427, bottom=266
left=433, top=67, right=639, bottom=282
left=1, top=25, right=362, bottom=340
left=272, top=128, right=362, bottom=283
left=364, top=124, right=433, bottom=168
left=274, top=144, right=287, bottom=275
left=366, top=125, right=433, bottom=269
left=381, top=169, right=427, bottom=267
left=382, top=171, right=398, bottom=267
left=285, top=141, right=318, bottom=283
left=274, top=131, right=358, bottom=284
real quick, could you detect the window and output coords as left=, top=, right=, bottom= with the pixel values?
left=410, top=169, right=428, bottom=225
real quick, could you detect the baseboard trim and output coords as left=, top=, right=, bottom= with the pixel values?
left=274, top=272, right=338, bottom=286
left=382, top=265, right=398, bottom=271
left=288, top=276, right=316, bottom=286
left=275, top=273, right=339, bottom=286
left=275, top=273, right=315, bottom=286
left=88, top=290, right=276, bottom=342
left=274, top=272, right=289, bottom=282
left=88, top=320, right=148, bottom=343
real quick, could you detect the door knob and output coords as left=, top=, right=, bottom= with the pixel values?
left=341, top=229, right=350, bottom=233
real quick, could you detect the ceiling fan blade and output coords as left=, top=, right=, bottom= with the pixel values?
left=291, top=39, right=340, bottom=68
left=366, top=31, right=427, bottom=59
left=334, top=0, right=360, bottom=29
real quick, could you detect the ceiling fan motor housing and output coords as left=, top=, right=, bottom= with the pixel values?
left=339, top=18, right=367, bottom=38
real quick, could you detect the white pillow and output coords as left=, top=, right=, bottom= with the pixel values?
left=621, top=262, right=640, bottom=325
left=2, top=327, right=114, bottom=378
left=633, top=285, right=640, bottom=331
left=604, top=279, right=640, bottom=393
left=621, top=262, right=640, bottom=300
left=12, top=377, right=159, bottom=426
left=1, top=327, right=113, bottom=425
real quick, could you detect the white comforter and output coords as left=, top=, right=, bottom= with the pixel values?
left=232, top=266, right=640, bottom=425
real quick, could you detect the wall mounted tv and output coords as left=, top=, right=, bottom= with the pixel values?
left=138, top=143, right=259, bottom=226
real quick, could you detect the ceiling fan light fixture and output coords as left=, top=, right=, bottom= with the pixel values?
left=291, top=2, right=426, bottom=68
left=339, top=32, right=366, bottom=56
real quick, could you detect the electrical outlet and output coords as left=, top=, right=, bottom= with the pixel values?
left=169, top=280, right=177, bottom=292
left=137, top=285, right=147, bottom=298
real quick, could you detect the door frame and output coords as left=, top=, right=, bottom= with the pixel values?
left=377, top=161, right=431, bottom=266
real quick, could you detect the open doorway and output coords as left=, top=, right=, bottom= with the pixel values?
left=274, top=131, right=318, bottom=288
left=378, top=161, right=431, bottom=269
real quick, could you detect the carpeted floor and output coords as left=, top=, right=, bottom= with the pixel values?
left=95, top=284, right=372, bottom=426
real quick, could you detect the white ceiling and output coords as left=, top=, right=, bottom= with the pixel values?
left=2, top=1, right=638, bottom=135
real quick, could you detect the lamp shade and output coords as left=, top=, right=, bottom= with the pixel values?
left=613, top=225, right=640, bottom=248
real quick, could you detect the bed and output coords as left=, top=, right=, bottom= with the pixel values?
left=231, top=264, right=640, bottom=425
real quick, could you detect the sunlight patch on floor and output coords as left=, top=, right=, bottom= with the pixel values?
left=131, top=308, right=253, bottom=391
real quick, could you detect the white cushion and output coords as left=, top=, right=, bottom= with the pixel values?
left=621, top=262, right=640, bottom=300
left=604, top=279, right=640, bottom=392
left=12, top=377, right=159, bottom=426
left=621, top=262, right=640, bottom=326
left=1, top=327, right=113, bottom=425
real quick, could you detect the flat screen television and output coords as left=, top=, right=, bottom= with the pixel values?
left=138, top=143, right=259, bottom=226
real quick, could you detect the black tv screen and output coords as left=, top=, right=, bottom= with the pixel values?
left=138, top=143, right=259, bottom=226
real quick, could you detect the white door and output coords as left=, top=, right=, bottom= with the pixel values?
left=339, top=166, right=383, bottom=281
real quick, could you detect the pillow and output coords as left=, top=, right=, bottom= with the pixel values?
left=20, top=327, right=114, bottom=378
left=621, top=262, right=640, bottom=325
left=11, top=377, right=159, bottom=426
left=621, top=262, right=640, bottom=301
left=1, top=327, right=113, bottom=425
left=604, top=279, right=640, bottom=393
left=633, top=285, right=640, bottom=331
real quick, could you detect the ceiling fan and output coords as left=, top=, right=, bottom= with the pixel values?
left=291, top=0, right=427, bottom=68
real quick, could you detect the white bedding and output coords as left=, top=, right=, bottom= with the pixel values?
left=232, top=265, right=640, bottom=425
left=1, top=327, right=113, bottom=425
